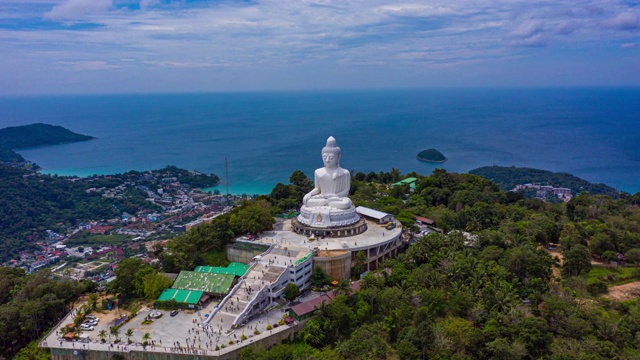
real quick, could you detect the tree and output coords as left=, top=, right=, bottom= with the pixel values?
left=601, top=250, right=618, bottom=264
left=125, top=329, right=133, bottom=344
left=109, top=258, right=142, bottom=297
left=300, top=318, right=325, bottom=347
left=142, top=332, right=151, bottom=346
left=110, top=327, right=120, bottom=342
left=98, top=330, right=107, bottom=343
left=563, top=244, right=592, bottom=276
left=334, top=278, right=352, bottom=297
left=87, top=293, right=99, bottom=311
left=289, top=170, right=312, bottom=188
left=283, top=283, right=300, bottom=302
left=143, top=273, right=172, bottom=301
left=625, top=248, right=640, bottom=268
left=310, top=267, right=330, bottom=287
left=228, top=200, right=275, bottom=234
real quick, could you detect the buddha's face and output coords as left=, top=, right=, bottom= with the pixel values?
left=322, top=151, right=339, bottom=168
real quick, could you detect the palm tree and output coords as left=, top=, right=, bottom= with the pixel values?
left=98, top=330, right=107, bottom=343
left=110, top=327, right=120, bottom=343
left=87, top=294, right=99, bottom=311
left=142, top=332, right=151, bottom=346
left=390, top=167, right=401, bottom=183
left=125, top=329, right=134, bottom=344
left=334, top=278, right=352, bottom=297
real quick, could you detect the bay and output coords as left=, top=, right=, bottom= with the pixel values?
left=1, top=88, right=638, bottom=194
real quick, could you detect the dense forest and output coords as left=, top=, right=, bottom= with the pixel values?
left=0, top=268, right=95, bottom=359
left=238, top=168, right=640, bottom=359
left=0, top=123, right=94, bottom=163
left=470, top=166, right=620, bottom=199
left=158, top=199, right=275, bottom=273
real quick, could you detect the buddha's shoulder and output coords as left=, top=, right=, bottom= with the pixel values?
left=335, top=167, right=350, bottom=176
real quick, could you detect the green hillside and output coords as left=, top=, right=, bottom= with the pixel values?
left=469, top=165, right=620, bottom=198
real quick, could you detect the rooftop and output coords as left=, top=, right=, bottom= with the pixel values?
left=157, top=288, right=203, bottom=304
left=171, top=271, right=236, bottom=294
left=194, top=262, right=250, bottom=277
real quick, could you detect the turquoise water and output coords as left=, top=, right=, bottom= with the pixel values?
left=1, top=88, right=639, bottom=194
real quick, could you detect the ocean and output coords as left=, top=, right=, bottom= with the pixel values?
left=1, top=88, right=639, bottom=195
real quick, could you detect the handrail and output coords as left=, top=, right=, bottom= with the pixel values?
left=232, top=283, right=269, bottom=326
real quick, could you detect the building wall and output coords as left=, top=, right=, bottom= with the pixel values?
left=313, top=250, right=352, bottom=280
left=227, top=242, right=270, bottom=264
left=49, top=324, right=301, bottom=360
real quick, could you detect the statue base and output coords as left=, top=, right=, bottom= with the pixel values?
left=297, top=205, right=360, bottom=228
left=291, top=217, right=367, bottom=238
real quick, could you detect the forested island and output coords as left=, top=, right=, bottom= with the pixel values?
left=470, top=165, right=620, bottom=198
left=417, top=148, right=447, bottom=163
left=0, top=123, right=94, bottom=163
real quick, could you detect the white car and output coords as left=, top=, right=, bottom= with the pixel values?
left=84, top=320, right=98, bottom=326
left=79, top=324, right=94, bottom=331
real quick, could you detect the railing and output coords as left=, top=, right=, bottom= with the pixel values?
left=232, top=283, right=269, bottom=326
left=203, top=277, right=245, bottom=326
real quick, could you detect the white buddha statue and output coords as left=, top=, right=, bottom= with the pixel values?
left=297, top=136, right=360, bottom=229
left=303, top=136, right=353, bottom=210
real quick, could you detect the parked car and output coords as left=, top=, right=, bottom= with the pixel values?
left=79, top=324, right=94, bottom=331
left=85, top=315, right=97, bottom=320
left=84, top=320, right=98, bottom=326
left=170, top=310, right=179, bottom=317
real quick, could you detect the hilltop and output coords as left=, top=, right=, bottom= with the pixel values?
left=0, top=123, right=94, bottom=162
left=469, top=165, right=620, bottom=198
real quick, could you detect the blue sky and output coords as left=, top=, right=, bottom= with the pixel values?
left=0, top=0, right=638, bottom=94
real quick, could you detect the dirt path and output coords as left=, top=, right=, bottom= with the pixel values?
left=544, top=248, right=563, bottom=279
left=605, top=281, right=640, bottom=301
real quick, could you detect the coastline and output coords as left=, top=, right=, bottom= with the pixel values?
left=416, top=156, right=448, bottom=163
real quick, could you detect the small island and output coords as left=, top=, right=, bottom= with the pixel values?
left=417, top=148, right=447, bottom=163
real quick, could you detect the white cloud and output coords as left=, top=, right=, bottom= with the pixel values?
left=62, top=60, right=120, bottom=70
left=44, top=0, right=112, bottom=21
left=511, top=20, right=544, bottom=38
left=0, top=0, right=638, bottom=93
left=603, top=12, right=639, bottom=31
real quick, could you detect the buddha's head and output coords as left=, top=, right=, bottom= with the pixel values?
left=322, top=136, right=341, bottom=169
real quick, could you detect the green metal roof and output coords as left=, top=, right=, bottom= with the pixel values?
left=194, top=262, right=250, bottom=277
left=393, top=177, right=417, bottom=190
left=172, top=271, right=236, bottom=294
left=157, top=289, right=203, bottom=305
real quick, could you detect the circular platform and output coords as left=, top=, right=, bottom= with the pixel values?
left=290, top=217, right=367, bottom=238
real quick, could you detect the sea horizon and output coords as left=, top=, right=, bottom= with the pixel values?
left=2, top=88, right=639, bottom=195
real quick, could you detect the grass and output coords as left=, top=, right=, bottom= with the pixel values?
left=66, top=232, right=132, bottom=247
left=587, top=265, right=640, bottom=286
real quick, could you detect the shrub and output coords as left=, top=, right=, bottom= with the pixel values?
left=254, top=329, right=261, bottom=335
left=266, top=324, right=272, bottom=330
left=587, top=280, right=609, bottom=296
left=240, top=334, right=247, bottom=341
left=228, top=340, right=234, bottom=345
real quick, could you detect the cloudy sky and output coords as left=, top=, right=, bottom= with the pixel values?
left=0, top=0, right=639, bottom=94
